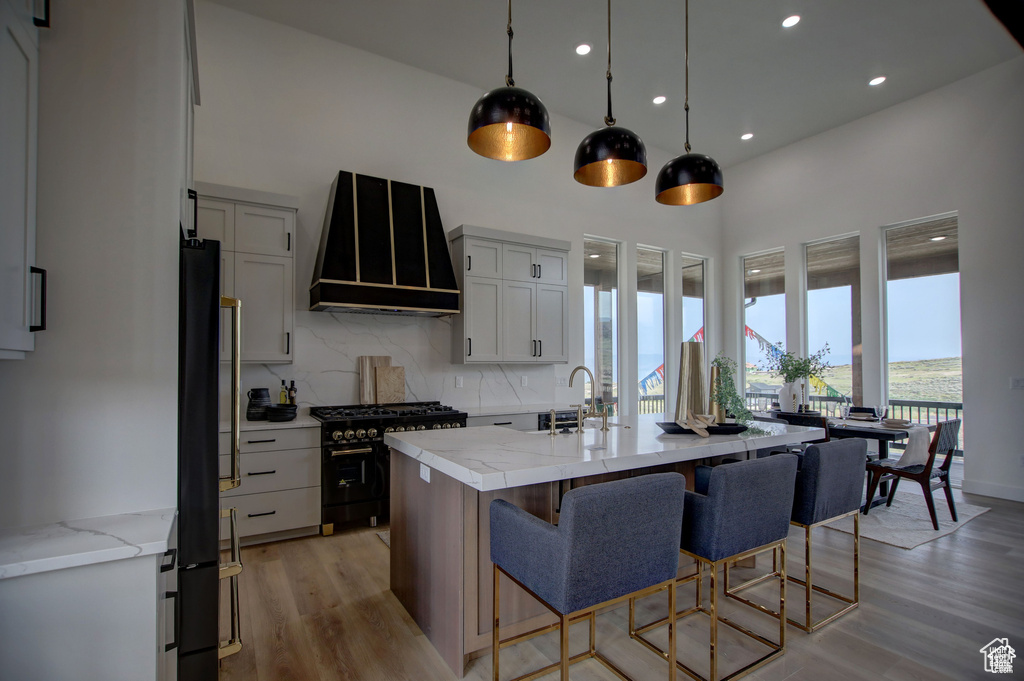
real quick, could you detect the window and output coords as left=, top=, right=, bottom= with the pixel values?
left=680, top=255, right=705, bottom=344
left=743, top=251, right=786, bottom=402
left=637, top=247, right=666, bottom=414
left=806, top=235, right=861, bottom=412
left=584, top=239, right=619, bottom=414
left=884, top=215, right=962, bottom=446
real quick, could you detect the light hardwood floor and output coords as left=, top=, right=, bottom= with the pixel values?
left=220, top=486, right=1023, bottom=681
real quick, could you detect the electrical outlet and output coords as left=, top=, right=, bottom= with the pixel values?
left=1012, top=377, right=1024, bottom=390
left=419, top=463, right=431, bottom=483
left=521, top=375, right=528, bottom=387
left=557, top=377, right=569, bottom=387
left=455, top=376, right=464, bottom=388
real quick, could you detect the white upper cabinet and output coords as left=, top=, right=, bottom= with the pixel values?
left=0, top=0, right=39, bottom=359
left=195, top=183, right=299, bottom=364
left=449, top=225, right=570, bottom=364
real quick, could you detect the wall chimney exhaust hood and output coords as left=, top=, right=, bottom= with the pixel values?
left=310, top=171, right=460, bottom=316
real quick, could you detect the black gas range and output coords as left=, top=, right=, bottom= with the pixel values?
left=310, top=401, right=467, bottom=533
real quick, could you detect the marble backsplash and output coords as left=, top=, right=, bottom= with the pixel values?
left=220, top=310, right=557, bottom=416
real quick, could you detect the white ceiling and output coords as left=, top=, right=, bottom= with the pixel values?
left=207, top=0, right=1020, bottom=169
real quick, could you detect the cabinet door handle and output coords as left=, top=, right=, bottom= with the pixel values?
left=531, top=263, right=536, bottom=278
left=538, top=264, right=541, bottom=278
left=247, top=470, right=276, bottom=476
left=285, top=332, right=291, bottom=355
left=164, top=589, right=178, bottom=652
left=160, top=548, right=176, bottom=573
left=287, top=232, right=291, bottom=252
left=29, top=267, right=47, bottom=332
left=186, top=188, right=198, bottom=239
left=33, top=0, right=51, bottom=28
left=247, top=510, right=277, bottom=518
left=468, top=337, right=472, bottom=357
left=467, top=255, right=471, bottom=271
left=246, top=438, right=276, bottom=444
left=493, top=421, right=513, bottom=426
left=538, top=339, right=542, bottom=357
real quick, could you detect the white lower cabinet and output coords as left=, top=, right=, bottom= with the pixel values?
left=218, top=426, right=320, bottom=545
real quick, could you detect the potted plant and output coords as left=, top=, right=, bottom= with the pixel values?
left=709, top=354, right=753, bottom=423
left=763, top=343, right=832, bottom=412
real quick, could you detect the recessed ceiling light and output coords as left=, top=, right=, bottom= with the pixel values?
left=652, top=95, right=667, bottom=105
left=869, top=76, right=886, bottom=86
left=576, top=43, right=591, bottom=56
left=741, top=133, right=754, bottom=141
left=589, top=254, right=600, bottom=258
left=782, top=15, right=800, bottom=28
left=749, top=269, right=761, bottom=274
left=930, top=236, right=947, bottom=241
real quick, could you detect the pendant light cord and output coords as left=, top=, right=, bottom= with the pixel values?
left=684, top=0, right=691, bottom=152
left=604, top=0, right=616, bottom=126
left=506, top=0, right=515, bottom=87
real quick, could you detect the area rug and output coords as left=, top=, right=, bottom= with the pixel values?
left=377, top=529, right=390, bottom=548
left=825, top=492, right=989, bottom=549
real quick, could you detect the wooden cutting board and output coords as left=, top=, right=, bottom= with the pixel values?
left=375, top=366, right=405, bottom=404
left=358, top=356, right=391, bottom=404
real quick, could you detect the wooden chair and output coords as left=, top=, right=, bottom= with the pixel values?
left=863, top=419, right=961, bottom=530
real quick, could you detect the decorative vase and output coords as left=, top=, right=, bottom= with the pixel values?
left=708, top=365, right=725, bottom=424
left=779, top=381, right=798, bottom=413
left=246, top=387, right=271, bottom=421
left=675, top=342, right=707, bottom=423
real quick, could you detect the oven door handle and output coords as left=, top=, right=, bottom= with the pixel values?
left=330, top=447, right=374, bottom=457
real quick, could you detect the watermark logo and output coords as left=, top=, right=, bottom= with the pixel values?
left=980, top=638, right=1015, bottom=674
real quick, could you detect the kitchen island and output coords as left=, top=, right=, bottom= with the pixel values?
left=384, top=414, right=823, bottom=677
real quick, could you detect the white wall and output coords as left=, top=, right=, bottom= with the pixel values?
left=193, top=2, right=722, bottom=416
left=0, top=1, right=185, bottom=528
left=721, top=56, right=1024, bottom=501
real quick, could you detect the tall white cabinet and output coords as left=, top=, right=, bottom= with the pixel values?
left=0, top=0, right=40, bottom=359
left=450, top=225, right=570, bottom=364
left=194, top=182, right=298, bottom=363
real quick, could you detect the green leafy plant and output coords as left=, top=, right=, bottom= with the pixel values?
left=711, top=354, right=753, bottom=422
left=763, top=343, right=833, bottom=383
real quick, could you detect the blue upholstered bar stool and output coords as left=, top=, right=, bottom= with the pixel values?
left=725, top=439, right=867, bottom=632
left=490, top=473, right=686, bottom=681
left=631, top=455, right=798, bottom=681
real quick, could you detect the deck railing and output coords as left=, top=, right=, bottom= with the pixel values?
left=637, top=394, right=666, bottom=414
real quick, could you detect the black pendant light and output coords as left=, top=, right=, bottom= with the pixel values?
left=573, top=0, right=647, bottom=187
left=655, top=0, right=723, bottom=205
left=467, top=0, right=551, bottom=162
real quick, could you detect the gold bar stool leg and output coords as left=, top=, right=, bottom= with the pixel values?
left=669, top=575, right=677, bottom=681
left=560, top=613, right=570, bottom=681
left=779, top=543, right=786, bottom=650
left=709, top=560, right=717, bottom=681
left=804, top=526, right=812, bottom=631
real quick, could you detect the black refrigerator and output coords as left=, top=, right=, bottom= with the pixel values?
left=177, top=233, right=223, bottom=680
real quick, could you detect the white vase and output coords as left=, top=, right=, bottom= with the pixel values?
left=779, top=381, right=799, bottom=412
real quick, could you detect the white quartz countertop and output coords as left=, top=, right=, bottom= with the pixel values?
left=219, top=409, right=320, bottom=432
left=0, top=508, right=176, bottom=580
left=385, top=413, right=823, bottom=491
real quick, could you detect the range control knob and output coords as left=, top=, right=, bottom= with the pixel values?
left=395, top=426, right=405, bottom=432
left=416, top=425, right=426, bottom=431
left=344, top=429, right=355, bottom=440
left=384, top=427, right=395, bottom=434
left=332, top=430, right=344, bottom=441
left=355, top=429, right=366, bottom=439
left=441, top=423, right=451, bottom=429
left=432, top=423, right=442, bottom=430
left=367, top=428, right=378, bottom=437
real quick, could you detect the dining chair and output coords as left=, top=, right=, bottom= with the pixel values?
left=490, top=473, right=686, bottom=681
left=862, top=419, right=961, bottom=530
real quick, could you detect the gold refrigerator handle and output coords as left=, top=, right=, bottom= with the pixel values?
left=218, top=507, right=242, bottom=659
left=219, top=296, right=241, bottom=492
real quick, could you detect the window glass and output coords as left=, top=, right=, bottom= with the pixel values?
left=806, top=235, right=861, bottom=413
left=584, top=239, right=619, bottom=414
left=743, top=251, right=786, bottom=403
left=637, top=248, right=665, bottom=414
left=680, top=255, right=705, bottom=344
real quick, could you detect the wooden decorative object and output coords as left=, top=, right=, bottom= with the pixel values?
left=674, top=341, right=707, bottom=426
left=708, top=365, right=725, bottom=424
left=375, top=366, right=406, bottom=404
left=359, top=355, right=391, bottom=404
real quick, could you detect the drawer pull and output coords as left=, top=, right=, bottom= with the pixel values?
left=247, top=470, right=276, bottom=476
left=493, top=421, right=513, bottom=426
left=246, top=438, right=277, bottom=444
left=247, top=510, right=277, bottom=518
